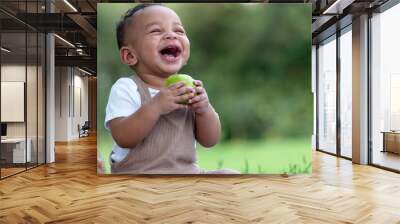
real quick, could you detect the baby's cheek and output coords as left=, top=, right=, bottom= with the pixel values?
left=183, top=39, right=190, bottom=60
left=182, top=51, right=190, bottom=65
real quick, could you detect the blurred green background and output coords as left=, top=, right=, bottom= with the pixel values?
left=97, top=3, right=312, bottom=174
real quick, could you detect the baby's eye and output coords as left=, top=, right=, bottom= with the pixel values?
left=175, top=29, right=185, bottom=34
left=150, top=29, right=161, bottom=33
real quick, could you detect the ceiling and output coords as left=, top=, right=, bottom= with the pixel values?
left=1, top=0, right=98, bottom=74
left=311, top=0, right=390, bottom=43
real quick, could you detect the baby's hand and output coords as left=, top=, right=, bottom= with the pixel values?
left=151, top=82, right=195, bottom=115
left=188, top=80, right=212, bottom=115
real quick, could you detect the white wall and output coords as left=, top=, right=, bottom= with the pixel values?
left=1, top=65, right=26, bottom=81
left=1, top=82, right=25, bottom=122
left=73, top=72, right=89, bottom=138
left=55, top=67, right=89, bottom=141
left=55, top=67, right=68, bottom=141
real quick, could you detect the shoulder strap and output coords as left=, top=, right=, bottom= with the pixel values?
left=130, top=74, right=151, bottom=104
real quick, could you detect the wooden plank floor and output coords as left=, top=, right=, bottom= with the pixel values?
left=373, top=151, right=400, bottom=171
left=1, top=135, right=400, bottom=224
left=1, top=167, right=26, bottom=178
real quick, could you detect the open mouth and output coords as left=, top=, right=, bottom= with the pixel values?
left=159, top=45, right=182, bottom=62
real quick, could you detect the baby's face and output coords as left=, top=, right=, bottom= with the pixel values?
left=128, top=6, right=190, bottom=76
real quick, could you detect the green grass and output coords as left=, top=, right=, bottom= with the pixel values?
left=98, top=136, right=311, bottom=174
left=197, top=138, right=311, bottom=174
left=98, top=134, right=113, bottom=174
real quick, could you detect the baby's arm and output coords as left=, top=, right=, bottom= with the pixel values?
left=189, top=80, right=221, bottom=147
left=109, top=82, right=195, bottom=149
left=194, top=106, right=221, bottom=147
left=108, top=101, right=161, bottom=148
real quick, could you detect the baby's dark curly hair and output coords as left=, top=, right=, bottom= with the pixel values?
left=116, top=3, right=162, bottom=49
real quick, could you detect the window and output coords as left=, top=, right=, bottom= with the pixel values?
left=371, top=3, right=400, bottom=171
left=339, top=27, right=352, bottom=158
left=317, top=35, right=337, bottom=154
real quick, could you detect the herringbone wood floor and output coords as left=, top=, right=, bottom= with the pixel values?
left=1, top=135, right=400, bottom=224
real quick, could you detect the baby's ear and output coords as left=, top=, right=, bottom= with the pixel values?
left=119, top=46, right=138, bottom=66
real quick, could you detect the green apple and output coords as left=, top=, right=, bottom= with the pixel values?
left=165, top=74, right=195, bottom=88
left=165, top=74, right=196, bottom=104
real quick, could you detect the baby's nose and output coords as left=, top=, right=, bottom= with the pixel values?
left=164, top=31, right=178, bottom=39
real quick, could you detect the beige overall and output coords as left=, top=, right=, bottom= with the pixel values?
left=110, top=75, right=239, bottom=175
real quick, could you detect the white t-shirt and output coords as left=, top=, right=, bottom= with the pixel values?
left=105, top=77, right=159, bottom=163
